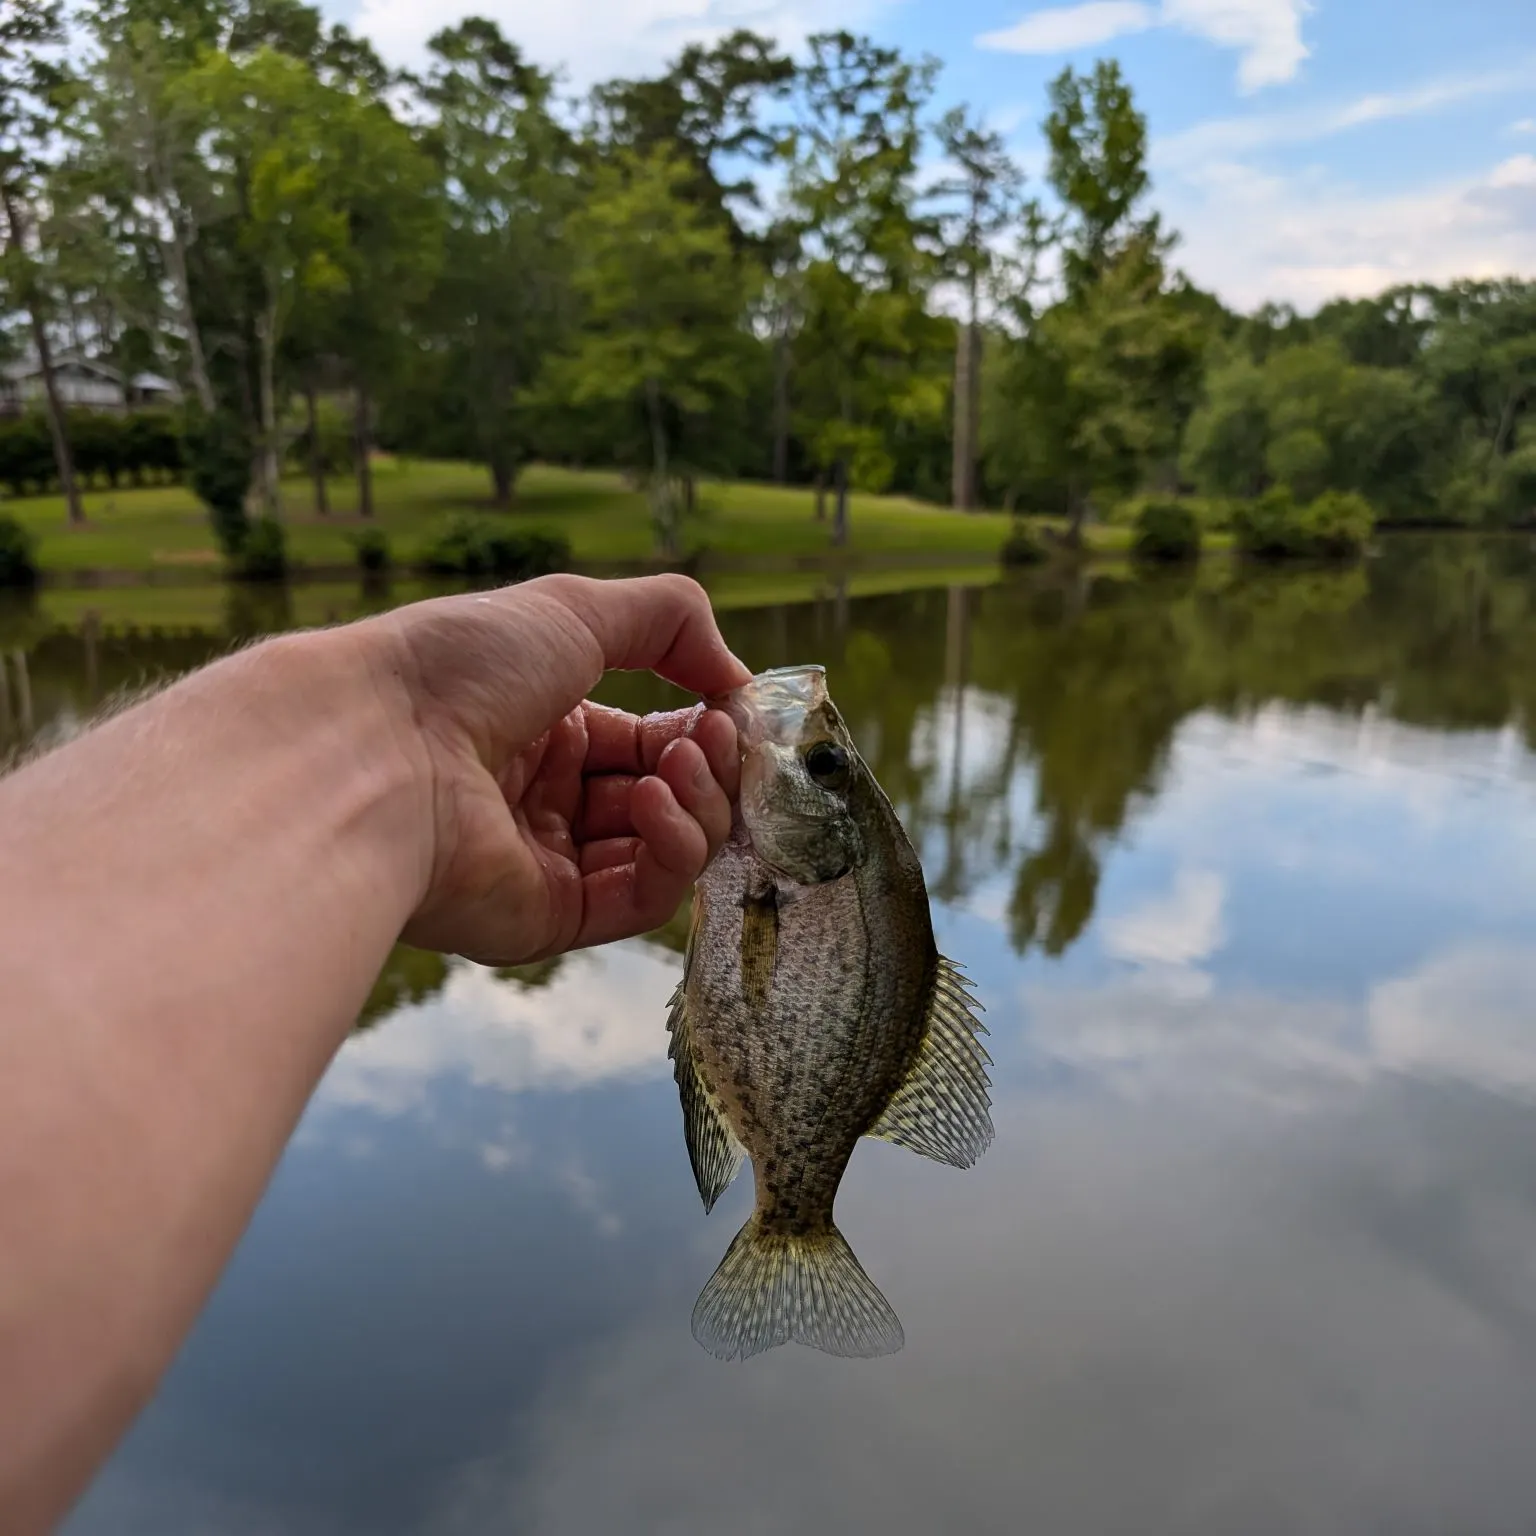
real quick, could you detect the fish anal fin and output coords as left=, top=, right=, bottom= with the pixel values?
left=691, top=1217, right=903, bottom=1361
left=867, top=957, right=993, bottom=1170
left=666, top=979, right=746, bottom=1214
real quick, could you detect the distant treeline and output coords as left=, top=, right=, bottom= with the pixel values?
left=1, top=0, right=1532, bottom=553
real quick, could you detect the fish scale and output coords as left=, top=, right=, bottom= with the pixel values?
left=665, top=664, right=993, bottom=1361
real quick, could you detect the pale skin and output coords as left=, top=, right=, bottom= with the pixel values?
left=0, top=573, right=752, bottom=1536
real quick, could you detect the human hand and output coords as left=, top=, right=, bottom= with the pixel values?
left=356, top=573, right=751, bottom=966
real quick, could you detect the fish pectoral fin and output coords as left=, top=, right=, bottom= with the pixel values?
left=666, top=982, right=746, bottom=1214
left=867, top=957, right=994, bottom=1170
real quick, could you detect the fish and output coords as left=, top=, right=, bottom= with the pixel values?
left=664, top=663, right=992, bottom=1362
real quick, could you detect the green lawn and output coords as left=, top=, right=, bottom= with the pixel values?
left=2, top=559, right=1006, bottom=638
left=3, top=459, right=1020, bottom=577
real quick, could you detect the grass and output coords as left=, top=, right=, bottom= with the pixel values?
left=2, top=459, right=1022, bottom=577
left=0, top=560, right=1007, bottom=638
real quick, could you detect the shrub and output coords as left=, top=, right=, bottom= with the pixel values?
left=1132, top=498, right=1202, bottom=562
left=416, top=515, right=569, bottom=580
left=0, top=517, right=38, bottom=588
left=1234, top=486, right=1374, bottom=560
left=185, top=410, right=252, bottom=557
left=1232, top=486, right=1302, bottom=559
left=1299, top=489, right=1374, bottom=558
left=123, top=411, right=183, bottom=483
left=352, top=527, right=391, bottom=574
left=999, top=517, right=1047, bottom=568
left=0, top=415, right=55, bottom=496
left=229, top=517, right=288, bottom=581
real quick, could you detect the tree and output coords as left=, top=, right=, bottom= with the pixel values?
left=173, top=47, right=352, bottom=516
left=541, top=147, right=755, bottom=556
left=588, top=31, right=795, bottom=245
left=418, top=20, right=576, bottom=506
left=321, top=93, right=442, bottom=517
left=933, top=106, right=1027, bottom=510
left=787, top=32, right=947, bottom=546
left=1043, top=59, right=1165, bottom=294
left=1184, top=338, right=1440, bottom=520
left=0, top=0, right=84, bottom=523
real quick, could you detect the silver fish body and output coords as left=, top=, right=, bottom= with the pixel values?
left=666, top=664, right=992, bottom=1361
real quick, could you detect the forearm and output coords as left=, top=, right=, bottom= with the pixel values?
left=0, top=626, right=426, bottom=1534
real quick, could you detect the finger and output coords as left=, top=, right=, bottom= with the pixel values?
left=575, top=776, right=638, bottom=841
left=582, top=701, right=739, bottom=781
left=578, top=836, right=641, bottom=876
left=691, top=708, right=742, bottom=804
left=526, top=574, right=752, bottom=698
left=656, top=737, right=733, bottom=855
left=574, top=778, right=706, bottom=948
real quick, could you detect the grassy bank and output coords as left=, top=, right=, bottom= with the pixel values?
left=0, top=559, right=1008, bottom=639
left=2, top=459, right=1027, bottom=578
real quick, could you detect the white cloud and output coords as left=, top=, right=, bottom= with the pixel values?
left=977, top=0, right=1309, bottom=91
left=976, top=1, right=1155, bottom=54
left=1371, top=944, right=1536, bottom=1104
left=1162, top=0, right=1308, bottom=91
left=1163, top=151, right=1536, bottom=311
left=1103, top=868, right=1226, bottom=970
left=340, top=0, right=878, bottom=83
left=319, top=943, right=681, bottom=1118
left=1157, top=65, right=1536, bottom=167
left=1510, top=118, right=1536, bottom=136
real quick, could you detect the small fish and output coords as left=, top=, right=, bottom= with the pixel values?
left=665, top=664, right=992, bottom=1361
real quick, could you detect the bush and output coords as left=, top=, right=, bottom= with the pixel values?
left=1131, top=498, right=1202, bottom=562
left=229, top=517, right=288, bottom=581
left=185, top=410, right=252, bottom=557
left=999, top=517, right=1047, bottom=568
left=0, top=415, right=55, bottom=496
left=352, top=527, right=391, bottom=574
left=1234, top=486, right=1374, bottom=560
left=1232, top=487, right=1301, bottom=559
left=1299, top=489, right=1374, bottom=558
left=416, top=515, right=569, bottom=580
left=0, top=517, right=38, bottom=588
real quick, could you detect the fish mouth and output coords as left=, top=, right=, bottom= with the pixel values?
left=707, top=664, right=828, bottom=749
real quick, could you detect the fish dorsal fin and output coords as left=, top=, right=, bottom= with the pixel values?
left=867, top=958, right=993, bottom=1169
left=666, top=894, right=746, bottom=1213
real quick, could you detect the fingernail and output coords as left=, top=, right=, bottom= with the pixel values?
left=694, top=756, right=715, bottom=792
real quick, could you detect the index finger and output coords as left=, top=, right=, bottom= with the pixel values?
left=523, top=574, right=752, bottom=699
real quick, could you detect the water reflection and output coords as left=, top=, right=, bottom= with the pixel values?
left=38, top=536, right=1536, bottom=1534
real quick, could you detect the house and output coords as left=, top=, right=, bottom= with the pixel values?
left=0, top=354, right=183, bottom=416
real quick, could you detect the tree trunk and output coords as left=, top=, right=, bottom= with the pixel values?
left=305, top=383, right=328, bottom=515
left=951, top=315, right=981, bottom=511
left=831, top=458, right=850, bottom=548
left=814, top=472, right=826, bottom=521
left=164, top=214, right=216, bottom=415
left=772, top=330, right=790, bottom=484
left=354, top=381, right=373, bottom=520
left=256, top=299, right=281, bottom=518
left=2, top=187, right=84, bottom=525
left=489, top=456, right=516, bottom=508
left=1066, top=488, right=1088, bottom=549
left=644, top=376, right=676, bottom=558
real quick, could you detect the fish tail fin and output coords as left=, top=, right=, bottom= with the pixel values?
left=690, top=1216, right=904, bottom=1362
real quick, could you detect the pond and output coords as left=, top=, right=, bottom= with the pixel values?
left=17, top=536, right=1536, bottom=1534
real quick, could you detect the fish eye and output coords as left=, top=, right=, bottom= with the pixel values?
left=804, top=740, right=848, bottom=783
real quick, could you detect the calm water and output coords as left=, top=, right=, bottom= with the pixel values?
left=15, top=539, right=1536, bottom=1533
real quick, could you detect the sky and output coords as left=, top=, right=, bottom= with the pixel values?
left=317, top=0, right=1536, bottom=313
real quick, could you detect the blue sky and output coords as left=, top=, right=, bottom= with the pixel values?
left=321, top=0, right=1536, bottom=311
